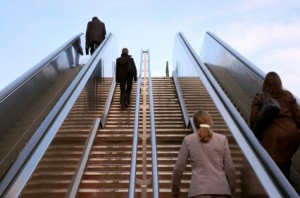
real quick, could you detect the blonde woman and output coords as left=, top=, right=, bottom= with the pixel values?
left=172, top=110, right=236, bottom=198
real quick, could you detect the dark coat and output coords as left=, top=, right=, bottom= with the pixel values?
left=250, top=90, right=300, bottom=162
left=116, top=54, right=137, bottom=83
left=85, top=18, right=106, bottom=46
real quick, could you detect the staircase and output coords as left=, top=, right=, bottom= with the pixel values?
left=76, top=82, right=137, bottom=198
left=19, top=77, right=112, bottom=198
left=18, top=76, right=265, bottom=197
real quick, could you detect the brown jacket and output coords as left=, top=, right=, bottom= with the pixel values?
left=85, top=17, right=106, bottom=46
left=250, top=91, right=300, bottom=162
left=172, top=132, right=236, bottom=197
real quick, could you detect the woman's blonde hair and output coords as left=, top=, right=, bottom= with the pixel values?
left=193, top=110, right=213, bottom=142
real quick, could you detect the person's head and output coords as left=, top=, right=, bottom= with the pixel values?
left=193, top=110, right=213, bottom=142
left=92, top=16, right=98, bottom=21
left=122, top=48, right=129, bottom=55
left=263, top=71, right=284, bottom=97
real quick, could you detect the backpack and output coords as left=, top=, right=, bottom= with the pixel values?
left=253, top=93, right=281, bottom=140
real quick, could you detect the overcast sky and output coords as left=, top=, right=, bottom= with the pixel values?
left=1, top=0, right=300, bottom=98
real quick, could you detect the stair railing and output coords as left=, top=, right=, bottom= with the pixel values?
left=66, top=117, right=100, bottom=198
left=147, top=50, right=159, bottom=198
left=128, top=49, right=143, bottom=198
left=129, top=50, right=159, bottom=198
left=172, top=71, right=190, bottom=127
left=100, top=66, right=116, bottom=128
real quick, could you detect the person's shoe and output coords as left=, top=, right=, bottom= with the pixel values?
left=121, top=104, right=125, bottom=110
left=125, top=101, right=129, bottom=107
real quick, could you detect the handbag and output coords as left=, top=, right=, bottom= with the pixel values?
left=253, top=93, right=281, bottom=140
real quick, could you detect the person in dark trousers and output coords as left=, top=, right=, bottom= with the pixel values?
left=172, top=110, right=236, bottom=198
left=116, top=48, right=137, bottom=110
left=250, top=71, right=300, bottom=186
left=85, top=16, right=106, bottom=55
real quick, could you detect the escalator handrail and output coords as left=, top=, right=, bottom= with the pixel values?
left=0, top=33, right=83, bottom=102
left=128, top=49, right=144, bottom=197
left=172, top=71, right=190, bottom=127
left=100, top=68, right=116, bottom=128
left=147, top=50, right=160, bottom=198
left=66, top=117, right=100, bottom=198
left=0, top=33, right=114, bottom=197
left=206, top=31, right=265, bottom=80
left=178, top=32, right=298, bottom=198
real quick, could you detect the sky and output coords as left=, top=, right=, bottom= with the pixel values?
left=1, top=0, right=300, bottom=98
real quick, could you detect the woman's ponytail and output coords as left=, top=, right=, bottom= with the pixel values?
left=193, top=110, right=213, bottom=143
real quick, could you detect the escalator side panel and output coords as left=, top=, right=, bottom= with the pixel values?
left=200, top=32, right=263, bottom=124
left=0, top=34, right=84, bottom=180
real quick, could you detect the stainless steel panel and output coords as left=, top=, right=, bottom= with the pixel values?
left=0, top=33, right=84, bottom=180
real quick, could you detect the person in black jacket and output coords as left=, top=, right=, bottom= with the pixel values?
left=116, top=48, right=137, bottom=110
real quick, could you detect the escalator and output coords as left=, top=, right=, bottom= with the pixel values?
left=0, top=33, right=86, bottom=196
left=0, top=32, right=118, bottom=197
left=174, top=32, right=299, bottom=197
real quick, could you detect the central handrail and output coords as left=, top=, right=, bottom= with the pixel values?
left=128, top=50, right=159, bottom=198
left=128, top=50, right=143, bottom=197
left=147, top=51, right=159, bottom=198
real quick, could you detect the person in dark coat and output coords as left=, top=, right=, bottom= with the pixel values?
left=116, top=48, right=137, bottom=110
left=85, top=16, right=106, bottom=55
left=250, top=71, right=300, bottom=183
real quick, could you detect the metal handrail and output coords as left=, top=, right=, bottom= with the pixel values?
left=0, top=33, right=83, bottom=102
left=128, top=50, right=159, bottom=197
left=190, top=117, right=196, bottom=133
left=178, top=32, right=298, bottom=198
left=0, top=69, right=76, bottom=179
left=128, top=49, right=144, bottom=197
left=66, top=117, right=100, bottom=198
left=1, top=33, right=115, bottom=197
left=172, top=71, right=190, bottom=127
left=206, top=32, right=265, bottom=80
left=100, top=71, right=116, bottom=128
left=147, top=51, right=159, bottom=198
